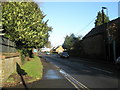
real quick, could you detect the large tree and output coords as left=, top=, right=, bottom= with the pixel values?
left=63, top=33, right=82, bottom=56
left=63, top=34, right=75, bottom=50
left=63, top=33, right=82, bottom=50
left=94, top=11, right=109, bottom=27
left=2, top=1, right=52, bottom=49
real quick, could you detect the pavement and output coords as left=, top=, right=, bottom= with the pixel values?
left=2, top=57, right=76, bottom=89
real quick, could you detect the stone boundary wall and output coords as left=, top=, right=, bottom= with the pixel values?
left=0, top=56, right=21, bottom=87
left=82, top=34, right=105, bottom=60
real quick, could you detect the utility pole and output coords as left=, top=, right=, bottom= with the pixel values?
left=102, top=7, right=111, bottom=62
left=102, top=7, right=107, bottom=61
left=102, top=8, right=104, bottom=24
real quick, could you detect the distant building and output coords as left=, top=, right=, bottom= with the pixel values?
left=55, top=45, right=64, bottom=53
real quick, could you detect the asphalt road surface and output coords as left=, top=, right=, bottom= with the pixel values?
left=43, top=54, right=120, bottom=90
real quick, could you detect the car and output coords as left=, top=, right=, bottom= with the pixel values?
left=46, top=52, right=51, bottom=55
left=116, top=57, right=120, bottom=64
left=59, top=52, right=69, bottom=58
left=115, top=56, right=120, bottom=69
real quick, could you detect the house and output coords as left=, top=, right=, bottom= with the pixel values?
left=81, top=17, right=120, bottom=62
left=55, top=45, right=64, bottom=53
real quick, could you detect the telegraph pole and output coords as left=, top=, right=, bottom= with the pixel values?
left=102, top=7, right=109, bottom=61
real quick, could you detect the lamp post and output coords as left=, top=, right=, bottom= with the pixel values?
left=102, top=7, right=107, bottom=24
left=102, top=7, right=110, bottom=61
left=102, top=7, right=110, bottom=38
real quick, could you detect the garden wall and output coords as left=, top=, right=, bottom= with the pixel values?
left=0, top=56, right=21, bottom=87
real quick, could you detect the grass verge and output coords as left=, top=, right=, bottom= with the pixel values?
left=5, top=56, right=43, bottom=85
left=21, top=56, right=43, bottom=80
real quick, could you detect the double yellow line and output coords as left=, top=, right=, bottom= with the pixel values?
left=60, top=70, right=90, bottom=90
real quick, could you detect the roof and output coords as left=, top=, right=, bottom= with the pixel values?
left=83, top=17, right=120, bottom=39
left=83, top=25, right=105, bottom=39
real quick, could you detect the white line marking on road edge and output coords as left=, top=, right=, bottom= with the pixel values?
left=65, top=76, right=81, bottom=90
left=54, top=65, right=60, bottom=69
left=60, top=70, right=90, bottom=90
left=44, top=56, right=89, bottom=90
left=91, top=67, right=112, bottom=74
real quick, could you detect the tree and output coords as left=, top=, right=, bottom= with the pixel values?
left=63, top=33, right=82, bottom=50
left=45, top=41, right=52, bottom=48
left=63, top=34, right=75, bottom=50
left=94, top=11, right=109, bottom=27
left=63, top=33, right=82, bottom=56
left=2, top=1, right=52, bottom=49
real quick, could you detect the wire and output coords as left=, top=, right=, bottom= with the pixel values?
left=76, top=17, right=96, bottom=36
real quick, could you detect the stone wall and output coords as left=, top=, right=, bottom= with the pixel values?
left=0, top=56, right=21, bottom=87
left=82, top=34, right=105, bottom=60
left=0, top=60, right=2, bottom=87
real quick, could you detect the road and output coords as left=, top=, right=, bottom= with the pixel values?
left=43, top=54, right=120, bottom=89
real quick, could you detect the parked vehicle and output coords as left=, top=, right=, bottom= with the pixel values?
left=116, top=56, right=120, bottom=64
left=59, top=52, right=69, bottom=58
left=115, top=56, right=120, bottom=69
left=46, top=52, right=51, bottom=55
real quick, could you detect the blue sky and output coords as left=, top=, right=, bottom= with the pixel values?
left=37, top=2, right=118, bottom=47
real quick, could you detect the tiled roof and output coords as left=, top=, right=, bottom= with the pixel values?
left=83, top=17, right=120, bottom=39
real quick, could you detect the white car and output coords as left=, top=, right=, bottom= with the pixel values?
left=116, top=56, right=120, bottom=64
left=46, top=52, right=50, bottom=55
left=115, top=56, right=120, bottom=69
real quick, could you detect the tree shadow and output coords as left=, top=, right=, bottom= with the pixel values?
left=16, top=63, right=29, bottom=90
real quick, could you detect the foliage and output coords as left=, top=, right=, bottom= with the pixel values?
left=108, top=22, right=119, bottom=39
left=44, top=41, right=52, bottom=48
left=63, top=33, right=82, bottom=56
left=2, top=1, right=52, bottom=49
left=94, top=11, right=109, bottom=27
left=107, top=18, right=120, bottom=47
left=63, top=34, right=76, bottom=50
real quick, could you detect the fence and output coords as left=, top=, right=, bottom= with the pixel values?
left=0, top=36, right=17, bottom=53
left=0, top=36, right=21, bottom=87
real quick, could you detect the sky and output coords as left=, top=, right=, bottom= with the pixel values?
left=36, top=1, right=118, bottom=47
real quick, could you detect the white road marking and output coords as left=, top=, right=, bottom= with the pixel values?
left=91, top=67, right=112, bottom=74
left=60, top=70, right=90, bottom=90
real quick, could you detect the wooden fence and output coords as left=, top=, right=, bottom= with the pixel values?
left=0, top=36, right=17, bottom=53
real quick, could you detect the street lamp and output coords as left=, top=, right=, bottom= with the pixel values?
left=102, top=7, right=116, bottom=62
left=102, top=7, right=108, bottom=24
left=102, top=7, right=110, bottom=61
left=102, top=7, right=110, bottom=34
